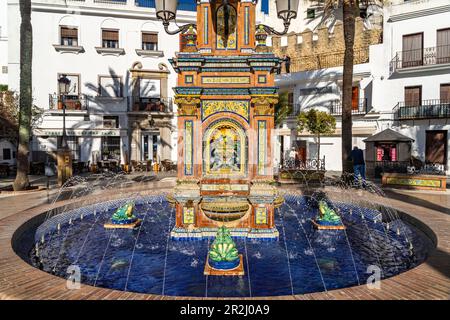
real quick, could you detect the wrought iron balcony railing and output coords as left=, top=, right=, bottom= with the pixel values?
left=49, top=94, right=89, bottom=110
left=329, top=98, right=368, bottom=116
left=279, top=99, right=369, bottom=120
left=393, top=99, right=450, bottom=120
left=130, top=97, right=174, bottom=113
left=389, top=45, right=450, bottom=75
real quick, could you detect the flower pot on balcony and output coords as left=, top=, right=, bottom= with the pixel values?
left=75, top=101, right=81, bottom=110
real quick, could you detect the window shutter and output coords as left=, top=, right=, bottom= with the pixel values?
left=102, top=30, right=119, bottom=41
left=142, top=32, right=158, bottom=43
left=440, top=84, right=450, bottom=101
left=61, top=27, right=78, bottom=38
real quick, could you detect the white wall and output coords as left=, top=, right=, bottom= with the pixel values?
left=371, top=2, right=450, bottom=114
left=0, top=0, right=9, bottom=86
left=7, top=0, right=197, bottom=163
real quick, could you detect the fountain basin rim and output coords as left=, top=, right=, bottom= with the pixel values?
left=6, top=187, right=440, bottom=299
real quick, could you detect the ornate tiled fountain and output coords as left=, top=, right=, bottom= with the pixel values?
left=167, top=0, right=285, bottom=240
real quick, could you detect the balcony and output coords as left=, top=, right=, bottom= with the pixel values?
left=282, top=99, right=369, bottom=119
left=329, top=99, right=369, bottom=116
left=129, top=97, right=174, bottom=114
left=393, top=99, right=450, bottom=120
left=48, top=94, right=89, bottom=112
left=389, top=45, right=450, bottom=76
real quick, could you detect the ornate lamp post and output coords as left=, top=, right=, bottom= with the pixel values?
left=56, top=74, right=73, bottom=186
left=58, top=74, right=71, bottom=149
left=158, top=0, right=299, bottom=241
left=155, top=0, right=197, bottom=34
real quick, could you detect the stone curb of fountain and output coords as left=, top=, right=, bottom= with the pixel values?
left=0, top=186, right=449, bottom=300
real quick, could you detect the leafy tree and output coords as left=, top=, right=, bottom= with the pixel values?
left=275, top=92, right=292, bottom=127
left=14, top=0, right=33, bottom=191
left=297, top=109, right=336, bottom=164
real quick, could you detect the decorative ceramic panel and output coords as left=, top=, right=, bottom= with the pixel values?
left=183, top=207, right=195, bottom=224
left=257, top=120, right=267, bottom=175
left=201, top=184, right=249, bottom=192
left=255, top=207, right=267, bottom=225
left=201, top=76, right=250, bottom=84
left=202, top=100, right=249, bottom=121
left=386, top=177, right=442, bottom=188
left=244, top=6, right=250, bottom=45
left=204, top=6, right=209, bottom=45
left=184, top=120, right=193, bottom=175
left=203, top=119, right=246, bottom=176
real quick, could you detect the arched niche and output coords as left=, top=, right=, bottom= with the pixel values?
left=203, top=119, right=247, bottom=177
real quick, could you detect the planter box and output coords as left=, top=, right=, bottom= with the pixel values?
left=382, top=173, right=447, bottom=191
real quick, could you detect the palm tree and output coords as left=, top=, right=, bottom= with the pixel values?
left=13, top=0, right=33, bottom=191
left=341, top=0, right=359, bottom=174
left=313, top=0, right=382, bottom=174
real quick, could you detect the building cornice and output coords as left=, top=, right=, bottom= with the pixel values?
left=387, top=5, right=450, bottom=22
left=31, top=2, right=196, bottom=23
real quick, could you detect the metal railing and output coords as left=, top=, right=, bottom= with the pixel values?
left=129, top=97, right=174, bottom=113
left=329, top=98, right=368, bottom=116
left=281, top=99, right=368, bottom=118
left=135, top=0, right=196, bottom=11
left=393, top=99, right=450, bottom=120
left=94, top=0, right=127, bottom=5
left=389, top=45, right=450, bottom=75
left=281, top=156, right=326, bottom=171
left=49, top=94, right=89, bottom=110
left=284, top=48, right=370, bottom=73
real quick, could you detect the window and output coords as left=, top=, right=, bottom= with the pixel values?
left=402, top=33, right=423, bottom=68
left=60, top=26, right=78, bottom=46
left=404, top=86, right=422, bottom=106
left=306, top=8, right=315, bottom=19
left=185, top=75, right=193, bottom=84
left=142, top=32, right=158, bottom=51
left=103, top=116, right=119, bottom=129
left=2, top=66, right=7, bottom=74
left=376, top=144, right=397, bottom=162
left=258, top=75, right=267, bottom=84
left=440, top=84, right=450, bottom=102
left=99, top=76, right=122, bottom=97
left=437, top=28, right=450, bottom=64
left=2, top=149, right=11, bottom=160
left=102, top=29, right=119, bottom=48
left=101, top=137, right=121, bottom=161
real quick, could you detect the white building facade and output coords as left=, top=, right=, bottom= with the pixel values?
left=0, top=0, right=8, bottom=86
left=7, top=0, right=197, bottom=167
left=369, top=0, right=450, bottom=174
left=274, top=0, right=450, bottom=175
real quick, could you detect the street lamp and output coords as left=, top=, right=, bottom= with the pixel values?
left=156, top=0, right=299, bottom=37
left=56, top=74, right=73, bottom=186
left=57, top=74, right=71, bottom=149
left=155, top=0, right=197, bottom=35
left=257, top=0, right=300, bottom=35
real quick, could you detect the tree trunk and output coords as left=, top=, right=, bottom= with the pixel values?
left=13, top=0, right=33, bottom=191
left=341, top=0, right=356, bottom=175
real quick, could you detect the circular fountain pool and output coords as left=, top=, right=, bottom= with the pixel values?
left=26, top=193, right=433, bottom=297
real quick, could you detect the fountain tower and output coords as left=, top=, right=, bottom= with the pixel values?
left=168, top=0, right=287, bottom=240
